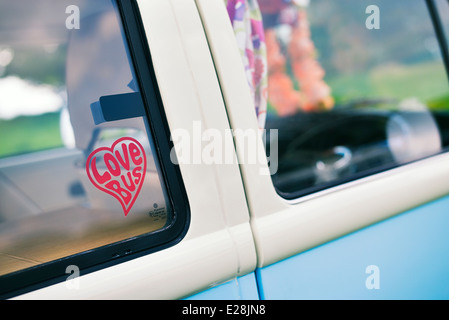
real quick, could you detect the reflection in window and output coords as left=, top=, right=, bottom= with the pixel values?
left=228, top=0, right=449, bottom=197
left=0, top=0, right=171, bottom=277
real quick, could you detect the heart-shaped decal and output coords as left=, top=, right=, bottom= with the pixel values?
left=86, top=137, right=147, bottom=216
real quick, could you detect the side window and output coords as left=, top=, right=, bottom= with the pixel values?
left=0, top=0, right=187, bottom=296
left=227, top=0, right=449, bottom=198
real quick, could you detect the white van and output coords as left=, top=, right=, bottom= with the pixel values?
left=1, top=0, right=449, bottom=300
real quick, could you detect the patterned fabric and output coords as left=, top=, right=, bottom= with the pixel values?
left=225, top=0, right=268, bottom=129
left=225, top=0, right=334, bottom=121
left=264, top=7, right=334, bottom=116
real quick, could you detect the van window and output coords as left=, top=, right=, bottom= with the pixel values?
left=0, top=0, right=172, bottom=279
left=226, top=0, right=449, bottom=198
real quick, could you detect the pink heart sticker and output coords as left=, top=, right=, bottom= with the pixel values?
left=86, top=137, right=147, bottom=216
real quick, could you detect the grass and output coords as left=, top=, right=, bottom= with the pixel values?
left=0, top=112, right=63, bottom=158
left=327, top=61, right=449, bottom=109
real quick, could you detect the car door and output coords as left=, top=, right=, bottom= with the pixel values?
left=199, top=0, right=449, bottom=299
left=0, top=0, right=258, bottom=300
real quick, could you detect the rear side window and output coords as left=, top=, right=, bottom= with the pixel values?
left=0, top=0, right=188, bottom=297
left=226, top=0, right=449, bottom=198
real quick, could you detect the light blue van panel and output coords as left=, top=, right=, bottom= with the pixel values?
left=256, top=195, right=449, bottom=300
left=186, top=272, right=260, bottom=300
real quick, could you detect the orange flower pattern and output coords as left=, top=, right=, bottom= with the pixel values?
left=262, top=3, right=334, bottom=115
left=225, top=0, right=334, bottom=121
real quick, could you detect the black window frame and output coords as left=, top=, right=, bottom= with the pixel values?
left=429, top=0, right=449, bottom=78
left=0, top=0, right=190, bottom=299
left=269, top=0, right=449, bottom=201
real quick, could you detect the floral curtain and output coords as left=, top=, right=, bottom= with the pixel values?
left=225, top=0, right=268, bottom=129
left=225, top=0, right=334, bottom=123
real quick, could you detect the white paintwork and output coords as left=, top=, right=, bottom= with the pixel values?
left=196, top=0, right=449, bottom=268
left=14, top=0, right=256, bottom=300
